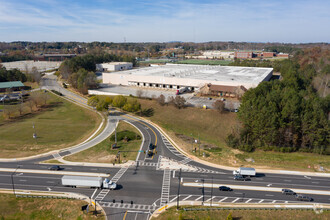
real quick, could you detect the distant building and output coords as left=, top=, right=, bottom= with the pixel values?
left=234, top=51, right=254, bottom=59
left=234, top=51, right=289, bottom=59
left=34, top=54, right=76, bottom=62
left=185, top=50, right=235, bottom=59
left=96, top=62, right=133, bottom=72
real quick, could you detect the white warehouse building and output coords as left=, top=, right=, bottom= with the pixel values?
left=96, top=62, right=133, bottom=72
left=102, top=63, right=273, bottom=91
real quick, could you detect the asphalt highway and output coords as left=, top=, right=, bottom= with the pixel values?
left=0, top=75, right=328, bottom=220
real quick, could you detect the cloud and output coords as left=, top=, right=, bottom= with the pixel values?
left=0, top=0, right=329, bottom=42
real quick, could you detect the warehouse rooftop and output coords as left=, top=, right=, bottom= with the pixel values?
left=105, top=63, right=273, bottom=88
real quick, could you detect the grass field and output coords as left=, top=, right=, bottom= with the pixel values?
left=65, top=120, right=142, bottom=163
left=175, top=59, right=232, bottom=65
left=138, top=99, right=330, bottom=171
left=0, top=194, right=104, bottom=220
left=152, top=206, right=330, bottom=220
left=0, top=92, right=101, bottom=158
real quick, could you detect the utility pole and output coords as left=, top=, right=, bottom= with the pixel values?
left=211, top=176, right=213, bottom=206
left=198, top=133, right=200, bottom=156
left=202, top=178, right=205, bottom=205
left=176, top=168, right=182, bottom=210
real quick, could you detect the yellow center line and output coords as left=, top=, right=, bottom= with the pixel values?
left=123, top=210, right=128, bottom=220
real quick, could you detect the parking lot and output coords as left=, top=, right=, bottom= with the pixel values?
left=89, top=85, right=241, bottom=110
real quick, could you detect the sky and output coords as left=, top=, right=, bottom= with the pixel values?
left=0, top=0, right=329, bottom=43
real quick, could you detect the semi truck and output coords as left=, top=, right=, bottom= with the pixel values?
left=61, top=175, right=117, bottom=189
left=233, top=167, right=256, bottom=176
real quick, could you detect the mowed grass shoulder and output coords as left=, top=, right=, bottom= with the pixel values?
left=0, top=92, right=101, bottom=158
left=65, top=120, right=142, bottom=163
left=152, top=206, right=330, bottom=220
left=138, top=99, right=330, bottom=171
left=0, top=194, right=104, bottom=220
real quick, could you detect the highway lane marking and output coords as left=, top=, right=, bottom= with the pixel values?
left=312, top=182, right=319, bottom=184
left=0, top=183, right=97, bottom=192
left=122, top=114, right=157, bottom=146
left=285, top=201, right=288, bottom=203
left=245, top=199, right=252, bottom=203
left=123, top=210, right=128, bottom=220
left=169, top=196, right=178, bottom=202
left=219, top=197, right=228, bottom=202
left=46, top=181, right=55, bottom=183
left=258, top=199, right=264, bottom=203
left=195, top=196, right=203, bottom=201
left=284, top=180, right=292, bottom=182
left=265, top=194, right=274, bottom=197
left=0, top=168, right=109, bottom=177
left=205, top=196, right=216, bottom=202
left=182, top=195, right=192, bottom=201
left=232, top=198, right=239, bottom=203
left=19, top=179, right=27, bottom=182
left=182, top=182, right=330, bottom=195
left=304, top=176, right=311, bottom=179
left=272, top=200, right=277, bottom=203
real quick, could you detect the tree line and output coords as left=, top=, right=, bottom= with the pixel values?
left=227, top=49, right=329, bottom=154
left=0, top=66, right=27, bottom=82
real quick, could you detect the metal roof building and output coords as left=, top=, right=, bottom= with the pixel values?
left=0, top=81, right=25, bottom=92
left=102, top=64, right=273, bottom=91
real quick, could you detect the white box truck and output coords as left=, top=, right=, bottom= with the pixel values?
left=61, top=176, right=116, bottom=189
left=233, top=167, right=256, bottom=176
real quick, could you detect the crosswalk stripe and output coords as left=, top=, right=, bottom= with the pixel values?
left=232, top=198, right=240, bottom=203
left=195, top=196, right=203, bottom=201
left=258, top=199, right=264, bottom=203
left=272, top=200, right=277, bottom=203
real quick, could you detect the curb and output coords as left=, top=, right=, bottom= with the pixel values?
left=151, top=201, right=330, bottom=219
left=0, top=89, right=106, bottom=162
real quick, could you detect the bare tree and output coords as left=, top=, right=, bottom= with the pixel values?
left=30, top=67, right=41, bottom=83
left=173, top=95, right=186, bottom=109
left=27, top=98, right=34, bottom=112
left=17, top=102, right=25, bottom=116
left=3, top=105, right=16, bottom=119
left=136, top=89, right=144, bottom=98
left=30, top=92, right=42, bottom=109
left=213, top=100, right=225, bottom=113
left=157, top=94, right=166, bottom=106
left=41, top=92, right=49, bottom=105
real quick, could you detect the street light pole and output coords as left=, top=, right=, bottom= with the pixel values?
left=176, top=168, right=181, bottom=210
left=211, top=176, right=213, bottom=206
left=202, top=178, right=205, bottom=205
left=11, top=165, right=20, bottom=196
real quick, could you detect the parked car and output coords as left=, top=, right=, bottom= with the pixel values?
left=295, top=194, right=313, bottom=201
left=219, top=186, right=232, bottom=191
left=234, top=175, right=251, bottom=181
left=49, top=165, right=61, bottom=171
left=282, top=189, right=296, bottom=195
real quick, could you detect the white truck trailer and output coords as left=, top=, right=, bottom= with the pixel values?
left=233, top=167, right=256, bottom=176
left=61, top=176, right=116, bottom=189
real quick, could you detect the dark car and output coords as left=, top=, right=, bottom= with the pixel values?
left=295, top=194, right=313, bottom=202
left=234, top=175, right=251, bottom=181
left=49, top=165, right=61, bottom=171
left=147, top=149, right=154, bottom=157
left=149, top=143, right=156, bottom=150
left=219, top=186, right=232, bottom=191
left=282, top=189, right=296, bottom=195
